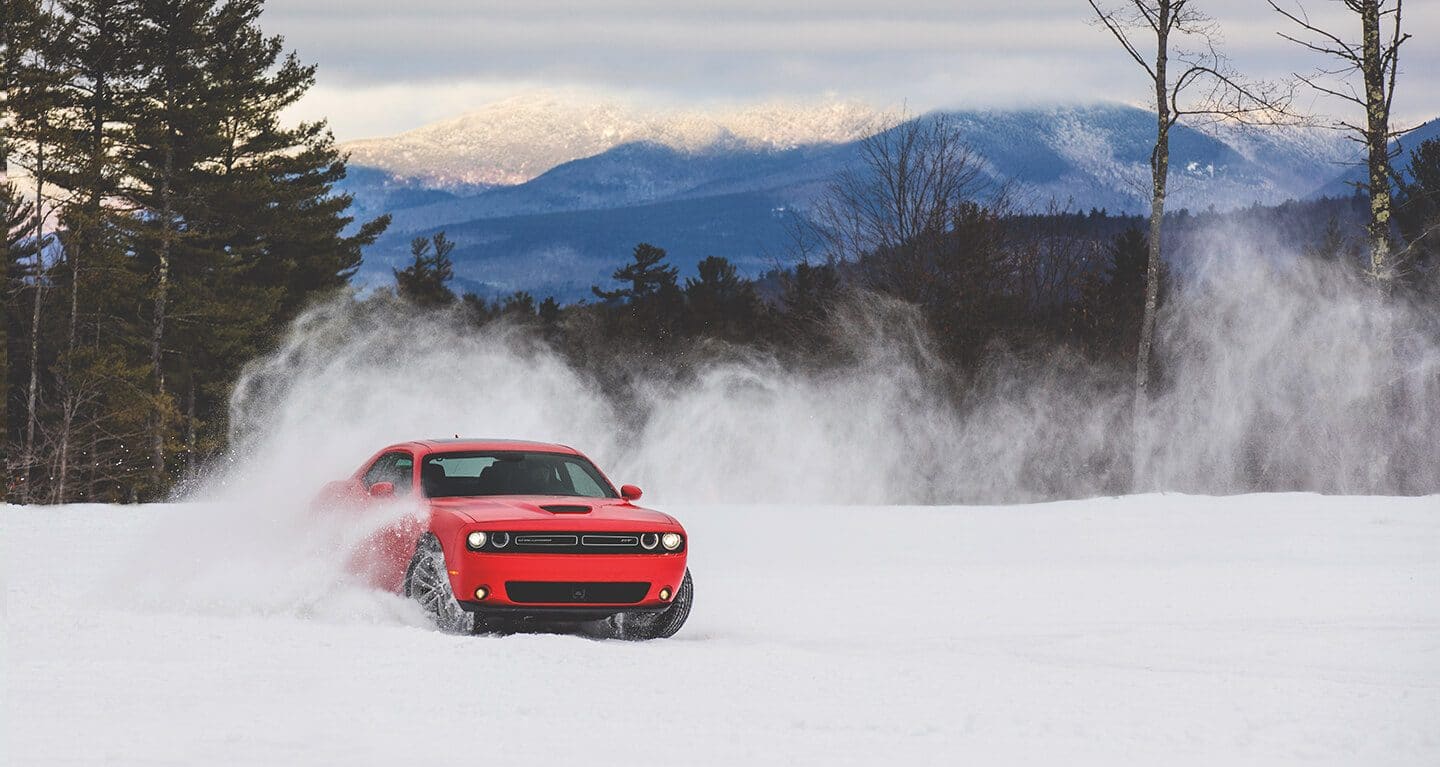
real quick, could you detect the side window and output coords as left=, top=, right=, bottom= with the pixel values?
left=563, top=462, right=605, bottom=497
left=362, top=454, right=395, bottom=487
left=362, top=452, right=414, bottom=493
left=390, top=455, right=414, bottom=494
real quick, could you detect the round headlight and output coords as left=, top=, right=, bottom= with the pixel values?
left=466, top=531, right=487, bottom=549
left=639, top=532, right=659, bottom=550
left=661, top=532, right=682, bottom=551
left=491, top=531, right=510, bottom=548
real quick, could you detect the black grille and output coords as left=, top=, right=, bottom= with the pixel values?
left=581, top=534, right=640, bottom=547
left=483, top=531, right=683, bottom=554
left=506, top=581, right=650, bottom=604
left=513, top=534, right=578, bottom=547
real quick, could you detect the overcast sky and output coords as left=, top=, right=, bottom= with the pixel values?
left=264, top=0, right=1440, bottom=141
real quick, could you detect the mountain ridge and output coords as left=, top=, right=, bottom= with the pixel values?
left=336, top=94, right=1425, bottom=301
left=340, top=91, right=883, bottom=189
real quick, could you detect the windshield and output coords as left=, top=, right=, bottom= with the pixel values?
left=420, top=451, right=618, bottom=499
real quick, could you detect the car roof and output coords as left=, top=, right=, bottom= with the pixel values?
left=400, top=438, right=582, bottom=455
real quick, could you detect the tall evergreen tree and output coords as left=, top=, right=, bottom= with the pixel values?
left=1395, top=138, right=1440, bottom=281
left=44, top=0, right=146, bottom=499
left=123, top=0, right=225, bottom=492
left=3, top=182, right=42, bottom=497
left=1075, top=227, right=1152, bottom=360
left=394, top=232, right=457, bottom=307
left=684, top=255, right=762, bottom=341
left=593, top=242, right=683, bottom=346
left=204, top=0, right=387, bottom=319
left=3, top=3, right=71, bottom=501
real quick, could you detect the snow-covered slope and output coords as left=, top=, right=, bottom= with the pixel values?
left=340, top=91, right=881, bottom=189
left=6, top=494, right=1438, bottom=765
left=341, top=101, right=1358, bottom=298
left=342, top=97, right=1355, bottom=226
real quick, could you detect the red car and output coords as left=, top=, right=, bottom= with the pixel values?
left=319, top=438, right=693, bottom=640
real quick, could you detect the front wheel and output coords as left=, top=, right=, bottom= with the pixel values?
left=403, top=535, right=477, bottom=634
left=593, top=570, right=694, bottom=641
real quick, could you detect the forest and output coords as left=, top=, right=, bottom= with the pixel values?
left=5, top=0, right=1439, bottom=503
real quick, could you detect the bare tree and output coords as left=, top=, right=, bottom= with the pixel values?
left=1269, top=0, right=1410, bottom=286
left=809, top=112, right=988, bottom=266
left=806, top=113, right=1029, bottom=364
left=1086, top=1, right=1290, bottom=401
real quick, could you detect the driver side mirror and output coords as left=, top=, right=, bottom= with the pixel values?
left=368, top=481, right=396, bottom=498
left=620, top=484, right=643, bottom=501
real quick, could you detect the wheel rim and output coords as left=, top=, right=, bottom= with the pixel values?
left=411, top=549, right=467, bottom=630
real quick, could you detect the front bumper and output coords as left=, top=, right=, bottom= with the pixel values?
left=448, top=551, right=687, bottom=613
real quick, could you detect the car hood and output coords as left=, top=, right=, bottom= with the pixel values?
left=429, top=495, right=678, bottom=527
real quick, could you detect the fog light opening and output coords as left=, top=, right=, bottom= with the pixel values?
left=474, top=586, right=489, bottom=601
left=659, top=587, right=672, bottom=602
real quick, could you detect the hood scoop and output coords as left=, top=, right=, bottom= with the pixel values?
left=541, top=504, right=593, bottom=514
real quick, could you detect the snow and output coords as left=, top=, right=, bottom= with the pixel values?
left=339, top=90, right=881, bottom=188
left=5, top=493, right=1439, bottom=765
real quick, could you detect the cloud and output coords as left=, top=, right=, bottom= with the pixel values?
left=263, top=0, right=1440, bottom=140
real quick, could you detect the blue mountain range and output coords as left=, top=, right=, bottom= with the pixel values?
left=338, top=102, right=1427, bottom=301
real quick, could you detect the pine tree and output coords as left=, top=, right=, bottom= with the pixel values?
left=124, top=0, right=227, bottom=493
left=780, top=261, right=839, bottom=325
left=1075, top=227, right=1152, bottom=360
left=394, top=232, right=457, bottom=306
left=3, top=182, right=42, bottom=498
left=1395, top=138, right=1440, bottom=280
left=538, top=296, right=562, bottom=332
left=593, top=243, right=679, bottom=304
left=592, top=243, right=683, bottom=347
left=684, top=255, right=761, bottom=341
left=203, top=0, right=387, bottom=321
left=498, top=291, right=537, bottom=319
left=3, top=3, right=69, bottom=501
left=44, top=0, right=146, bottom=499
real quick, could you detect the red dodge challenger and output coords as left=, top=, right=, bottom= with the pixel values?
left=319, top=438, right=692, bottom=640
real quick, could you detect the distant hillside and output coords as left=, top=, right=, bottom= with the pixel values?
left=338, top=95, right=1378, bottom=300
left=1314, top=117, right=1440, bottom=197
left=358, top=191, right=802, bottom=301
left=339, top=91, right=882, bottom=188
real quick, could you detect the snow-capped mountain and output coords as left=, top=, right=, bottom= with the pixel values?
left=338, top=94, right=1373, bottom=300
left=340, top=91, right=882, bottom=189
left=343, top=98, right=1354, bottom=230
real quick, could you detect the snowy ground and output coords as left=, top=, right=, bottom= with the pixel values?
left=4, top=493, right=1438, bottom=766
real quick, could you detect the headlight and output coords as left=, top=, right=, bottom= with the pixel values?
left=491, top=531, right=510, bottom=548
left=661, top=532, right=683, bottom=551
left=639, top=532, right=659, bottom=550
left=466, top=531, right=487, bottom=550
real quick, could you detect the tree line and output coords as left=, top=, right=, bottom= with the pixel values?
left=3, top=0, right=388, bottom=502
left=388, top=122, right=1438, bottom=405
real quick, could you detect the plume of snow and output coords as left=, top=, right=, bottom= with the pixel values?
left=205, top=238, right=1440, bottom=506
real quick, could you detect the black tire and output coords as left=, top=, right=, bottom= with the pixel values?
left=403, top=535, right=477, bottom=634
left=595, top=569, right=694, bottom=641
